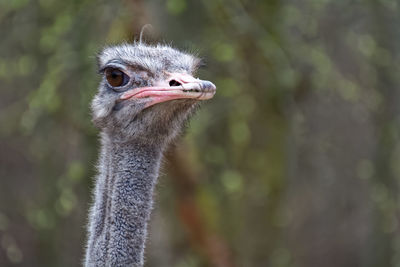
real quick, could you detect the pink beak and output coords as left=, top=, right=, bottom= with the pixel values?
left=120, top=72, right=216, bottom=108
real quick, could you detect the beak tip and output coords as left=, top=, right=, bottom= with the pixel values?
left=201, top=80, right=216, bottom=91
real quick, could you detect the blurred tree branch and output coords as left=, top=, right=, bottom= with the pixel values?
left=166, top=143, right=236, bottom=267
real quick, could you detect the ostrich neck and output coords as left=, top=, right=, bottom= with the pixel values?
left=85, top=133, right=163, bottom=267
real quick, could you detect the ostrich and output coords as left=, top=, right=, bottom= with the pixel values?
left=84, top=42, right=216, bottom=267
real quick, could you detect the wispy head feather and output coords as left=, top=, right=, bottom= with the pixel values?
left=139, top=24, right=154, bottom=44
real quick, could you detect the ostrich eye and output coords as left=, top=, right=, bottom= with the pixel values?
left=105, top=68, right=129, bottom=87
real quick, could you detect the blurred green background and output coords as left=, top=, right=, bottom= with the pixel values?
left=1, top=0, right=400, bottom=266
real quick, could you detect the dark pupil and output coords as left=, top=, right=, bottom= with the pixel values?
left=106, top=69, right=124, bottom=87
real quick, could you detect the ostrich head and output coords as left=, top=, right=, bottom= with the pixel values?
left=91, top=43, right=216, bottom=145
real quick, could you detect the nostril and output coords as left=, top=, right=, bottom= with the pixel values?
left=169, top=80, right=182, bottom=87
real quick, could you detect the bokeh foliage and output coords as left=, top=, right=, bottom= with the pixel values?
left=1, top=0, right=400, bottom=266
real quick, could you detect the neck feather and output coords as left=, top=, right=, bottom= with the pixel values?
left=85, top=133, right=163, bottom=267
